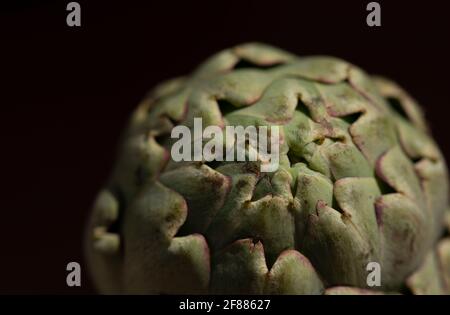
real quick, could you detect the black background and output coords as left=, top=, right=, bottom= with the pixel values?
left=0, top=0, right=449, bottom=294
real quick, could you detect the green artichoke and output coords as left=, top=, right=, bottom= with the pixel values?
left=85, top=43, right=450, bottom=294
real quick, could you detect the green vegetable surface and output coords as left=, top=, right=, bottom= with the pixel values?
left=85, top=43, right=450, bottom=294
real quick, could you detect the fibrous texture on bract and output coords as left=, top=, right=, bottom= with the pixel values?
left=85, top=43, right=450, bottom=294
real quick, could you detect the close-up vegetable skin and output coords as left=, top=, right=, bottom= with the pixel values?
left=85, top=43, right=450, bottom=295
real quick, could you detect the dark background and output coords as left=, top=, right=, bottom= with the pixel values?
left=0, top=0, right=448, bottom=294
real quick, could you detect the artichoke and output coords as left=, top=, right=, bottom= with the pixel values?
left=85, top=43, right=450, bottom=294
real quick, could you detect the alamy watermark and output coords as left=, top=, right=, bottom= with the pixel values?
left=66, top=261, right=81, bottom=287
left=64, top=2, right=380, bottom=28
left=366, top=262, right=381, bottom=287
left=66, top=2, right=81, bottom=27
left=366, top=2, right=381, bottom=27
left=171, top=118, right=280, bottom=172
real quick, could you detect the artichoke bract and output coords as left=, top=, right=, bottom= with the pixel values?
left=85, top=43, right=450, bottom=294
